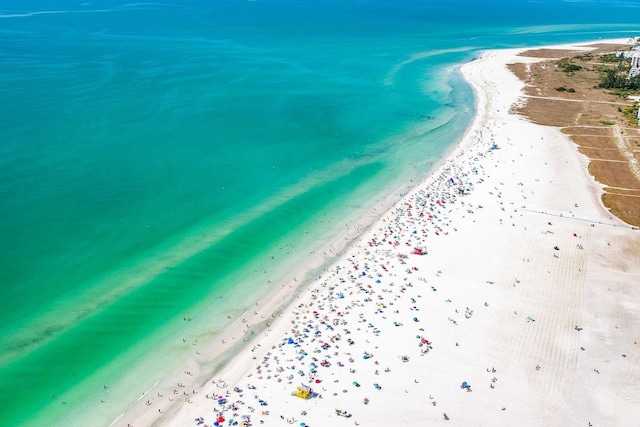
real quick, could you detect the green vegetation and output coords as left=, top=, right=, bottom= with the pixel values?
left=574, top=53, right=593, bottom=61
left=604, top=89, right=631, bottom=97
left=556, top=58, right=583, bottom=73
left=598, top=69, right=640, bottom=90
left=590, top=51, right=638, bottom=92
left=599, top=53, right=625, bottom=63
left=549, top=49, right=640, bottom=126
left=621, top=104, right=639, bottom=125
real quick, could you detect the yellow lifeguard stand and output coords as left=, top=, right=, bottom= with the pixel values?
left=294, top=384, right=311, bottom=399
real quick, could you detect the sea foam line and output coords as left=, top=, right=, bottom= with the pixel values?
left=0, top=4, right=169, bottom=19
left=0, top=9, right=117, bottom=18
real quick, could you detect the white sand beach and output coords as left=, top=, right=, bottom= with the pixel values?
left=115, top=41, right=640, bottom=427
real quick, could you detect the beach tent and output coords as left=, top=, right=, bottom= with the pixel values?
left=294, top=384, right=311, bottom=399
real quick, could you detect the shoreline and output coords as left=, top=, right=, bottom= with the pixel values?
left=116, top=39, right=640, bottom=427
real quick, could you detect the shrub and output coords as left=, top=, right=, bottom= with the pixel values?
left=556, top=58, right=582, bottom=73
left=563, top=64, right=582, bottom=73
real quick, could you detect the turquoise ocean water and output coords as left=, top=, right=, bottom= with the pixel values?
left=0, top=0, right=637, bottom=425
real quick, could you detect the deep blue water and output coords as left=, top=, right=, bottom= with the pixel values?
left=0, top=0, right=637, bottom=425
